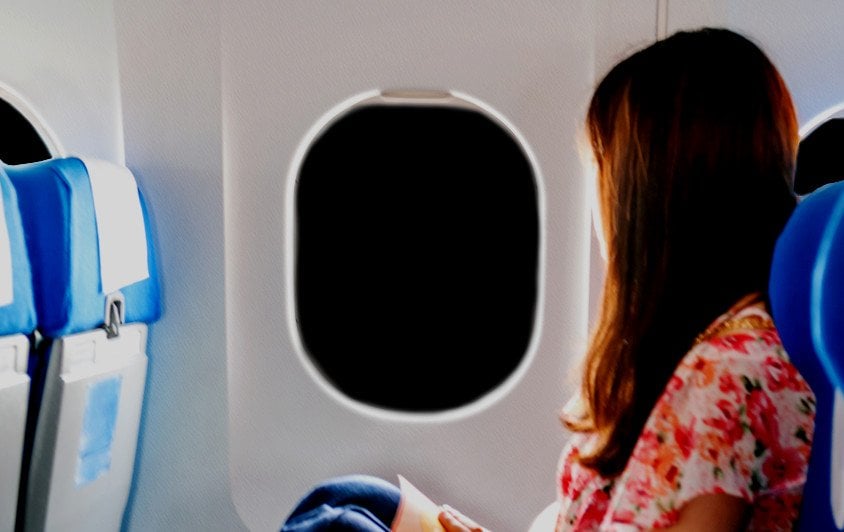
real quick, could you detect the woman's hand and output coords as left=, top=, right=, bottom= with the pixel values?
left=437, top=505, right=490, bottom=532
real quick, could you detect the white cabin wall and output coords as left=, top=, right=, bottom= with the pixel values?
left=594, top=2, right=659, bottom=78
left=0, top=0, right=123, bottom=161
left=223, top=3, right=596, bottom=530
left=664, top=0, right=728, bottom=35
left=115, top=1, right=245, bottom=530
left=106, top=2, right=660, bottom=530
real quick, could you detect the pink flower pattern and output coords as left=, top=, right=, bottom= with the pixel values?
left=555, top=306, right=815, bottom=531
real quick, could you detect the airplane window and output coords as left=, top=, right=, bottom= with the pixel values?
left=795, top=118, right=844, bottom=195
left=0, top=98, right=51, bottom=164
left=296, top=105, right=539, bottom=412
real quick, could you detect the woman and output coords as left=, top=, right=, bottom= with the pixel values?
left=556, top=28, right=814, bottom=530
left=282, top=28, right=815, bottom=532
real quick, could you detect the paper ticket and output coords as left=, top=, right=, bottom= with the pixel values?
left=391, top=475, right=446, bottom=532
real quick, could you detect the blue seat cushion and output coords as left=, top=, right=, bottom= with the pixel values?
left=814, top=186, right=844, bottom=390
left=770, top=181, right=844, bottom=381
left=769, top=180, right=844, bottom=532
left=5, top=157, right=160, bottom=337
left=0, top=166, right=36, bottom=336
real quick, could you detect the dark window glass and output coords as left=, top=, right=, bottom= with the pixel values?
left=296, top=105, right=539, bottom=412
left=795, top=118, right=844, bottom=195
left=0, top=98, right=51, bottom=165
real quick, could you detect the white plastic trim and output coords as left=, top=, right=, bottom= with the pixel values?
left=832, top=389, right=844, bottom=530
left=799, top=102, right=844, bottom=139
left=656, top=0, right=669, bottom=40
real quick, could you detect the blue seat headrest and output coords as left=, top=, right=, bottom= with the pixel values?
left=771, top=180, right=844, bottom=389
left=770, top=180, right=844, bottom=531
left=814, top=188, right=844, bottom=390
left=5, top=157, right=161, bottom=338
left=0, top=166, right=36, bottom=336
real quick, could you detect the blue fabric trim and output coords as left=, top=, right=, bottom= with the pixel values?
left=0, top=166, right=36, bottom=335
left=812, top=189, right=844, bottom=391
left=769, top=180, right=844, bottom=532
left=5, top=158, right=160, bottom=337
left=76, top=375, right=122, bottom=486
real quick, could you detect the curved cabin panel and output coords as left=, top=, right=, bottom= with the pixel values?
left=222, top=4, right=597, bottom=530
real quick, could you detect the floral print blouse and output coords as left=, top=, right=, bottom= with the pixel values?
left=556, top=303, right=816, bottom=531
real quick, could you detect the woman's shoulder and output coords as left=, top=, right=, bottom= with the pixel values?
left=685, top=303, right=787, bottom=362
left=606, top=303, right=816, bottom=529
left=673, top=302, right=812, bottom=397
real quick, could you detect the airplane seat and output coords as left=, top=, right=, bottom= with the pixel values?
left=4, top=157, right=160, bottom=532
left=0, top=164, right=38, bottom=532
left=528, top=501, right=560, bottom=532
left=769, top=180, right=844, bottom=531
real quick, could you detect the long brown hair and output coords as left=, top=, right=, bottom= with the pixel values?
left=567, top=28, right=799, bottom=477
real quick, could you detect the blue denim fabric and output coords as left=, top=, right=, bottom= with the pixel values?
left=281, top=475, right=401, bottom=531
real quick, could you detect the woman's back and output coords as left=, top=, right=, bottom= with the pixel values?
left=557, top=299, right=814, bottom=530
left=563, top=27, right=813, bottom=530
